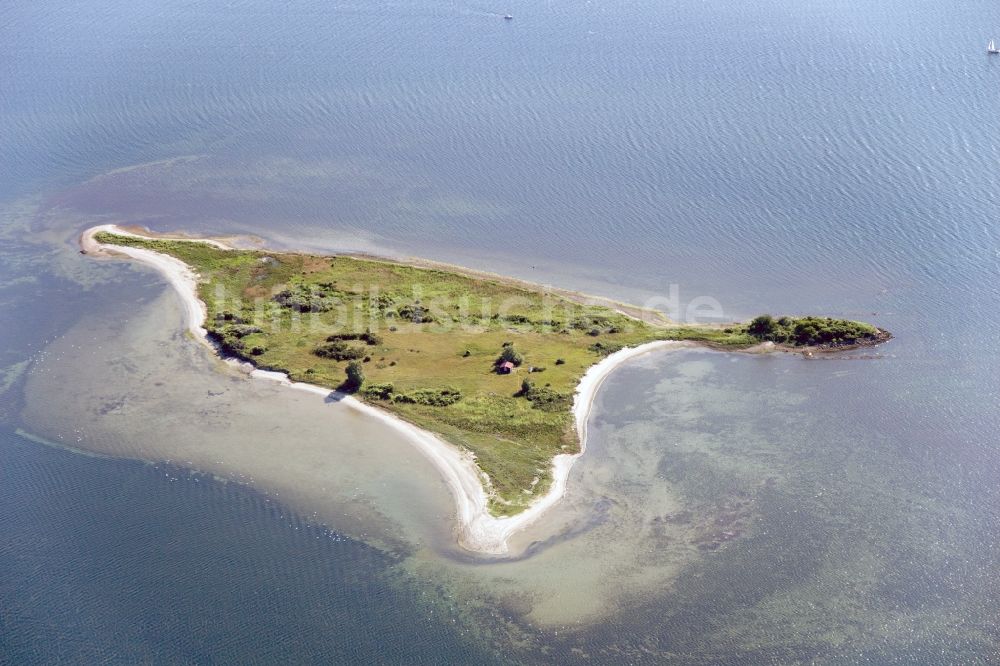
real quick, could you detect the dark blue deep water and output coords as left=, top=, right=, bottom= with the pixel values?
left=0, top=428, right=507, bottom=664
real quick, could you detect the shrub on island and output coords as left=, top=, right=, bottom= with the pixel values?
left=589, top=341, right=625, bottom=356
left=314, top=340, right=366, bottom=361
left=516, top=379, right=572, bottom=412
left=325, top=330, right=383, bottom=346
left=361, top=382, right=395, bottom=400
left=392, top=387, right=462, bottom=406
left=273, top=286, right=337, bottom=313
left=359, top=383, right=462, bottom=406
left=206, top=322, right=266, bottom=357
left=225, top=324, right=263, bottom=338
left=746, top=314, right=881, bottom=347
left=495, top=342, right=524, bottom=368
left=397, top=304, right=434, bottom=323
left=215, top=311, right=245, bottom=324
left=747, top=314, right=777, bottom=339
left=343, top=361, right=365, bottom=392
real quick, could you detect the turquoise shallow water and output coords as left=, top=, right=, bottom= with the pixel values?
left=577, top=349, right=1000, bottom=661
left=2, top=0, right=1000, bottom=661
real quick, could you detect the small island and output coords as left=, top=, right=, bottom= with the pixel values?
left=83, top=226, right=890, bottom=553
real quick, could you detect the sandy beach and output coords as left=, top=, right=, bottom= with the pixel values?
left=80, top=224, right=683, bottom=555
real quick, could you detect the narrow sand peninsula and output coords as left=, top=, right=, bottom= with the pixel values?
left=80, top=225, right=683, bottom=555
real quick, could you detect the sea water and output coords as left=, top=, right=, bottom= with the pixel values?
left=2, top=0, right=999, bottom=661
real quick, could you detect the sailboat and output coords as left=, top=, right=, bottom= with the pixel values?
left=989, top=39, right=999, bottom=54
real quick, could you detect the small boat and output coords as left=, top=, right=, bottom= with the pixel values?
left=989, top=39, right=999, bottom=54
left=504, top=14, right=513, bottom=20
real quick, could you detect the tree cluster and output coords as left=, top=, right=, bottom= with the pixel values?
left=495, top=342, right=524, bottom=367
left=746, top=314, right=879, bottom=346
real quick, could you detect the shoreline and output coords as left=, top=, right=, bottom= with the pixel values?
left=81, top=224, right=686, bottom=555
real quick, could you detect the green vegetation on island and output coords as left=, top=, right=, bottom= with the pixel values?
left=95, top=231, right=889, bottom=514
left=745, top=314, right=889, bottom=347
